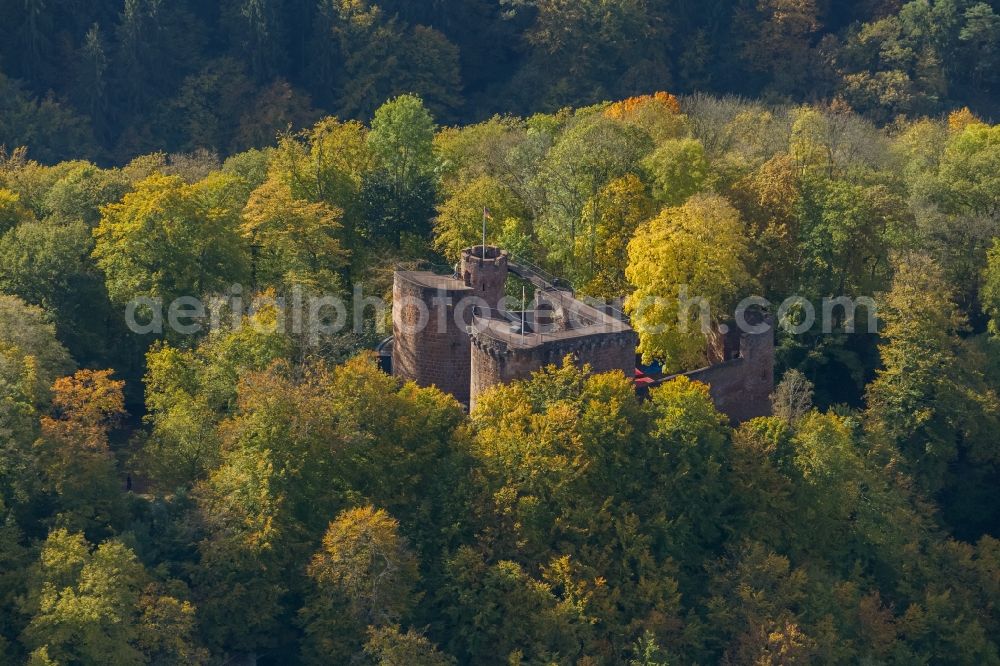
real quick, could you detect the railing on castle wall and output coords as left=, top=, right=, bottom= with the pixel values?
left=508, top=254, right=631, bottom=325
left=410, top=260, right=459, bottom=277
left=469, top=307, right=549, bottom=349
left=599, top=301, right=631, bottom=325
left=507, top=255, right=572, bottom=293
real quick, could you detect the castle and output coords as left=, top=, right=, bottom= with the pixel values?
left=381, top=245, right=774, bottom=422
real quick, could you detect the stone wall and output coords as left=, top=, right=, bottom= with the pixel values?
left=470, top=329, right=637, bottom=410
left=657, top=316, right=775, bottom=423
left=392, top=272, right=474, bottom=404
left=391, top=250, right=773, bottom=423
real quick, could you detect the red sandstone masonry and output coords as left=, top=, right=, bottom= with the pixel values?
left=391, top=245, right=773, bottom=423
left=460, top=246, right=509, bottom=310
left=467, top=286, right=638, bottom=410
left=470, top=329, right=637, bottom=410
left=392, top=272, right=475, bottom=404
left=652, top=315, right=775, bottom=423
left=393, top=248, right=512, bottom=405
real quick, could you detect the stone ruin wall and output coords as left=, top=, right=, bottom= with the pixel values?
left=392, top=244, right=774, bottom=423
left=392, top=274, right=474, bottom=404
left=662, top=317, right=775, bottom=423
left=469, top=329, right=637, bottom=410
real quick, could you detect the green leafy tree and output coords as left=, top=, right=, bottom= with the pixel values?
left=364, top=625, right=455, bottom=666
left=41, top=163, right=129, bottom=226
left=727, top=153, right=802, bottom=297
left=434, top=115, right=548, bottom=221
left=0, top=294, right=74, bottom=395
left=536, top=110, right=653, bottom=276
left=641, top=138, right=711, bottom=206
left=300, top=506, right=420, bottom=662
left=242, top=177, right=349, bottom=290
left=267, top=117, right=372, bottom=261
left=0, top=188, right=34, bottom=234
left=434, top=175, right=529, bottom=261
left=21, top=529, right=207, bottom=665
left=469, top=361, right=712, bottom=655
left=959, top=3, right=1000, bottom=90
left=506, top=0, right=671, bottom=110
left=934, top=121, right=1000, bottom=220
left=368, top=95, right=437, bottom=195
left=0, top=295, right=73, bottom=528
left=625, top=194, right=752, bottom=368
left=192, top=355, right=469, bottom=657
left=904, top=119, right=1000, bottom=312
left=192, top=441, right=291, bottom=656
left=312, top=1, right=462, bottom=119
left=0, top=74, right=96, bottom=164
left=362, top=95, right=438, bottom=246
left=740, top=0, right=822, bottom=96
left=866, top=253, right=1000, bottom=498
left=93, top=172, right=249, bottom=309
left=575, top=174, right=655, bottom=298
left=0, top=220, right=113, bottom=361
left=629, top=630, right=671, bottom=666
left=74, top=24, right=109, bottom=140
left=140, top=306, right=292, bottom=490
left=438, top=547, right=599, bottom=664
left=796, top=175, right=903, bottom=298
left=981, top=238, right=1000, bottom=336
left=223, top=0, right=287, bottom=81
left=702, top=541, right=817, bottom=664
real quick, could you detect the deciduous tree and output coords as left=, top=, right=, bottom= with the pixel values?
left=93, top=172, right=249, bottom=310
left=625, top=194, right=752, bottom=368
left=866, top=253, right=1000, bottom=497
left=242, top=178, right=349, bottom=290
left=37, top=370, right=125, bottom=536
left=21, top=529, right=207, bottom=665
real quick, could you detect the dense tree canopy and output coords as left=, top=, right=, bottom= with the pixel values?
left=0, top=0, right=998, bottom=164
left=1, top=69, right=1000, bottom=663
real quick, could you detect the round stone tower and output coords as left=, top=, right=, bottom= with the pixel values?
left=460, top=245, right=509, bottom=312
left=392, top=271, right=474, bottom=403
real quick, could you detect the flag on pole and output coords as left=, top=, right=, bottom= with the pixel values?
left=481, top=206, right=491, bottom=258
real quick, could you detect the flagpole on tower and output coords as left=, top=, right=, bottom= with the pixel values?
left=482, top=206, right=487, bottom=260
left=521, top=285, right=526, bottom=342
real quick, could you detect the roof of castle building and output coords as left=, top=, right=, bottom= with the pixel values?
left=394, top=271, right=471, bottom=292
left=470, top=288, right=634, bottom=351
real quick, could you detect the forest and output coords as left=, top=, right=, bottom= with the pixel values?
left=1, top=0, right=1000, bottom=665
left=2, top=0, right=1000, bottom=163
left=0, top=86, right=999, bottom=663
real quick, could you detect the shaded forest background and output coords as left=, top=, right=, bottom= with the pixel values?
left=2, top=0, right=1000, bottom=164
left=5, top=1, right=1000, bottom=664
left=2, top=89, right=1000, bottom=664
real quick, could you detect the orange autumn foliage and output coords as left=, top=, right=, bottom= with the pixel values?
left=948, top=107, right=982, bottom=131
left=43, top=369, right=125, bottom=451
left=604, top=92, right=681, bottom=120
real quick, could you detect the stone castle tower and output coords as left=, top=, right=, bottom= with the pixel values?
left=467, top=287, right=637, bottom=410
left=388, top=245, right=774, bottom=422
left=460, top=245, right=508, bottom=310
left=391, top=246, right=512, bottom=404
left=391, top=245, right=635, bottom=407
